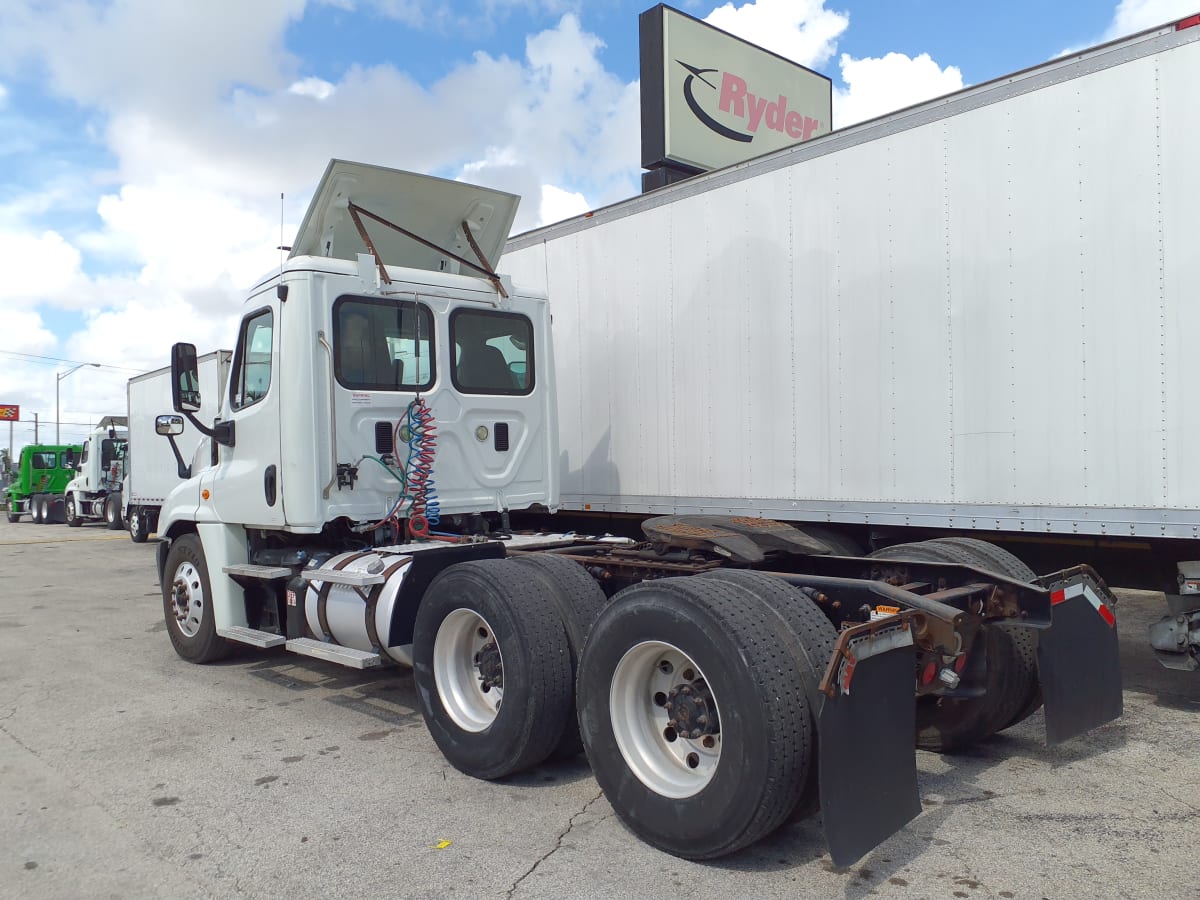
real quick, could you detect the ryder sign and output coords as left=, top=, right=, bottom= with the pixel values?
left=640, top=4, right=832, bottom=174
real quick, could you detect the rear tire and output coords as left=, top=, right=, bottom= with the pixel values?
left=924, top=538, right=1042, bottom=730
left=105, top=494, right=123, bottom=530
left=698, top=569, right=835, bottom=819
left=162, top=534, right=231, bottom=663
left=412, top=559, right=574, bottom=780
left=505, top=553, right=608, bottom=758
left=32, top=495, right=47, bottom=524
left=797, top=524, right=865, bottom=556
left=577, top=577, right=813, bottom=859
left=129, top=506, right=151, bottom=543
left=65, top=496, right=82, bottom=528
left=869, top=540, right=1037, bottom=751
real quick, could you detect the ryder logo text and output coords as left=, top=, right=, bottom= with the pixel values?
left=677, top=60, right=823, bottom=145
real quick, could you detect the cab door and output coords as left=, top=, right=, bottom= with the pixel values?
left=207, top=302, right=286, bottom=527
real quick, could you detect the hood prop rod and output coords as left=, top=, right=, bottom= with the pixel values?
left=346, top=202, right=508, bottom=298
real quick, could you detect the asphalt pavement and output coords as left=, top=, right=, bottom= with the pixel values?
left=1, top=519, right=1197, bottom=898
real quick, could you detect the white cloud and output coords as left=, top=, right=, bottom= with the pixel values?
left=704, top=0, right=849, bottom=69
left=0, top=82, right=8, bottom=106
left=288, top=77, right=337, bottom=100
left=539, top=184, right=589, bottom=224
left=833, top=52, right=963, bottom=128
left=0, top=230, right=86, bottom=307
left=1104, top=0, right=1198, bottom=38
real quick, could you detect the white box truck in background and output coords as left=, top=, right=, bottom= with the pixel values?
left=63, top=417, right=128, bottom=529
left=501, top=15, right=1200, bottom=671
left=124, top=350, right=231, bottom=541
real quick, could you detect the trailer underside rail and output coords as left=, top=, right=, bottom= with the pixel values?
left=1034, top=566, right=1123, bottom=745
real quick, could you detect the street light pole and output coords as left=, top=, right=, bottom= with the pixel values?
left=56, top=363, right=101, bottom=445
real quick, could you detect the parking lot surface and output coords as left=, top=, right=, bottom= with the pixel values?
left=1, top=519, right=1198, bottom=898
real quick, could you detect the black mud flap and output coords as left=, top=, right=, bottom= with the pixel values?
left=1036, top=569, right=1122, bottom=745
left=818, top=617, right=921, bottom=868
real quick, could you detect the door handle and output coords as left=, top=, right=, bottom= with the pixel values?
left=264, top=465, right=277, bottom=506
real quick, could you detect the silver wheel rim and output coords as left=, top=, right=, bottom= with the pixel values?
left=433, top=608, right=503, bottom=733
left=609, top=641, right=722, bottom=799
left=171, top=561, right=205, bottom=638
left=130, top=511, right=140, bottom=534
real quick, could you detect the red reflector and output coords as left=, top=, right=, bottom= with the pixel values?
left=954, top=652, right=969, bottom=673
left=1098, top=603, right=1116, bottom=627
left=1051, top=589, right=1067, bottom=606
left=1177, top=14, right=1200, bottom=29
left=920, top=660, right=937, bottom=685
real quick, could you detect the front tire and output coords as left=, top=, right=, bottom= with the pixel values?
left=129, top=506, right=151, bottom=543
left=577, top=577, right=813, bottom=860
left=412, top=559, right=574, bottom=780
left=65, top=496, right=81, bottom=527
left=162, top=534, right=231, bottom=663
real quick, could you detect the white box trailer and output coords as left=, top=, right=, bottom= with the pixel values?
left=124, top=350, right=231, bottom=541
left=502, top=17, right=1200, bottom=668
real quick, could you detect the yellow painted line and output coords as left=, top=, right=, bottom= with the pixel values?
left=0, top=533, right=134, bottom=545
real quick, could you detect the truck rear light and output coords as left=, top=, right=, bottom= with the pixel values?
left=920, top=660, right=938, bottom=685
left=1177, top=13, right=1200, bottom=29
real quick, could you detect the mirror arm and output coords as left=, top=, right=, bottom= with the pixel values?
left=165, top=435, right=191, bottom=480
left=181, top=410, right=235, bottom=448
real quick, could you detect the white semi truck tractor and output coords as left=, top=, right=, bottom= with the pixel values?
left=63, top=416, right=129, bottom=528
left=154, top=160, right=1122, bottom=866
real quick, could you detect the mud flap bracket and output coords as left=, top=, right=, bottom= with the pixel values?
left=818, top=616, right=921, bottom=868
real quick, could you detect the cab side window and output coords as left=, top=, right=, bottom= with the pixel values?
left=231, top=309, right=274, bottom=411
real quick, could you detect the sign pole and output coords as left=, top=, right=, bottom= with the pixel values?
left=34, top=412, right=39, bottom=444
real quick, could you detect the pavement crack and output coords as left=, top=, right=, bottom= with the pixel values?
left=504, top=790, right=604, bottom=898
left=1159, top=787, right=1200, bottom=815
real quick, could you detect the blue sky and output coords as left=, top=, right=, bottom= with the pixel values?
left=0, top=0, right=1193, bottom=447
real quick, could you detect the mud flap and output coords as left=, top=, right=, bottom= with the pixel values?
left=1036, top=571, right=1122, bottom=745
left=818, top=618, right=921, bottom=868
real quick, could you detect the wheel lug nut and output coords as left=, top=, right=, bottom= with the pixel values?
left=697, top=715, right=707, bottom=725
left=680, top=685, right=692, bottom=695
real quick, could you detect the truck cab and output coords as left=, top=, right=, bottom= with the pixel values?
left=63, top=416, right=130, bottom=528
left=159, top=161, right=556, bottom=542
left=155, top=161, right=559, bottom=644
left=4, top=443, right=84, bottom=523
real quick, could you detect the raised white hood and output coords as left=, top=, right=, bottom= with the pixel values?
left=290, top=159, right=520, bottom=277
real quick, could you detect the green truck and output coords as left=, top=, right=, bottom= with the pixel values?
left=4, top=444, right=85, bottom=524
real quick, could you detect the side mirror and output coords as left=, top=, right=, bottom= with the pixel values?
left=156, top=415, right=185, bottom=436
left=171, top=342, right=202, bottom=413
